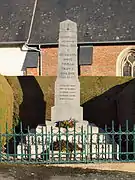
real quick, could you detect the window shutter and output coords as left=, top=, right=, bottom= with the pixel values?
left=78, top=46, right=93, bottom=65
left=22, top=51, right=39, bottom=71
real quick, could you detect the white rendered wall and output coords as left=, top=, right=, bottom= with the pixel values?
left=0, top=47, right=27, bottom=76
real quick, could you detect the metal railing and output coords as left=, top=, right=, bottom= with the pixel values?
left=0, top=121, right=135, bottom=164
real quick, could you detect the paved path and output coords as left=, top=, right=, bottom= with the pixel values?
left=0, top=164, right=135, bottom=180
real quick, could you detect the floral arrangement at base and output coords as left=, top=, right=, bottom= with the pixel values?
left=55, top=118, right=76, bottom=128
left=51, top=139, right=82, bottom=152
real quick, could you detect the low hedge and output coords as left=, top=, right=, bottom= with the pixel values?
left=5, top=76, right=133, bottom=122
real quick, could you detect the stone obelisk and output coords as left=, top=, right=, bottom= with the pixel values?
left=51, top=20, right=83, bottom=123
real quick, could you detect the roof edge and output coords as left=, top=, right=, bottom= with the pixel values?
left=0, top=40, right=135, bottom=47
left=28, top=40, right=135, bottom=47
left=0, top=41, right=25, bottom=45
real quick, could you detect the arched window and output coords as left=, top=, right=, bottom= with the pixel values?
left=123, top=61, right=131, bottom=76
left=116, top=47, right=135, bottom=77
left=122, top=53, right=135, bottom=76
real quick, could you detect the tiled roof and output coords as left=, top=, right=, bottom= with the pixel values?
left=0, top=0, right=35, bottom=43
left=1, top=0, right=135, bottom=44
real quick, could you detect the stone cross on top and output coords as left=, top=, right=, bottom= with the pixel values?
left=51, top=19, right=83, bottom=123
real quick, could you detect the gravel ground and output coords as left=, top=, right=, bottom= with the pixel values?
left=1, top=164, right=135, bottom=180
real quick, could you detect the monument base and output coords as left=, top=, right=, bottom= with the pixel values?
left=51, top=104, right=83, bottom=123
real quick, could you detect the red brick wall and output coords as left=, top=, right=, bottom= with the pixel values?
left=26, top=68, right=39, bottom=76
left=41, top=45, right=132, bottom=76
left=42, top=48, right=58, bottom=76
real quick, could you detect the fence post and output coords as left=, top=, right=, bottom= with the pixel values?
left=126, top=120, right=129, bottom=161
left=6, top=122, right=9, bottom=161
left=90, top=125, right=93, bottom=161
left=66, top=126, right=69, bottom=161
left=104, top=124, right=108, bottom=161
left=58, top=123, right=61, bottom=162
left=86, top=124, right=89, bottom=162
left=111, top=120, right=115, bottom=161
left=41, top=125, right=45, bottom=162
left=97, top=129, right=100, bottom=161
left=27, top=126, right=31, bottom=162
left=81, top=125, right=84, bottom=162
left=20, top=121, right=24, bottom=161
left=51, top=126, right=54, bottom=162
left=46, top=126, right=50, bottom=162
left=119, top=124, right=122, bottom=160
left=73, top=122, right=76, bottom=161
left=13, top=126, right=16, bottom=162
left=35, top=129, right=38, bottom=162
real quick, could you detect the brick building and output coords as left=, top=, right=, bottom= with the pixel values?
left=41, top=45, right=135, bottom=77
left=0, top=0, right=135, bottom=76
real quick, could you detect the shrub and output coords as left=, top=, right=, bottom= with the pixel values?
left=5, top=76, right=133, bottom=123
left=0, top=75, right=14, bottom=145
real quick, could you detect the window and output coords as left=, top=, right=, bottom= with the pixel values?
left=78, top=45, right=93, bottom=76
left=78, top=46, right=93, bottom=65
left=123, top=62, right=131, bottom=76
left=116, top=47, right=135, bottom=77
left=122, top=53, right=135, bottom=77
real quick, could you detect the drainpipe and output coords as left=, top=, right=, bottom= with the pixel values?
left=24, top=0, right=38, bottom=49
left=39, top=45, right=42, bottom=76
left=21, top=0, right=42, bottom=75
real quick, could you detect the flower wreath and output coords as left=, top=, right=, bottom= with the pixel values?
left=55, top=118, right=76, bottom=128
